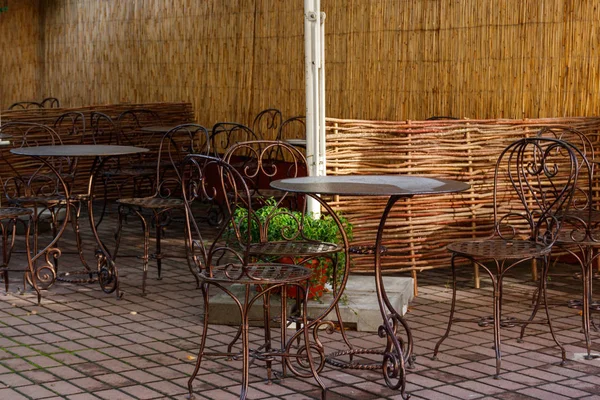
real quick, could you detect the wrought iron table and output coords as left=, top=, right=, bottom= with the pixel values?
left=271, top=175, right=470, bottom=399
left=11, top=144, right=149, bottom=298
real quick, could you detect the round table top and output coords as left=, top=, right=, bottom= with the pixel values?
left=10, top=144, right=149, bottom=157
left=270, top=175, right=470, bottom=196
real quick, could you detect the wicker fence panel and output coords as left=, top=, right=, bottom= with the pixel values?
left=325, top=117, right=600, bottom=276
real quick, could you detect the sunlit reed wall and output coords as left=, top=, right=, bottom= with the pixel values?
left=0, top=1, right=41, bottom=107
left=2, top=1, right=600, bottom=123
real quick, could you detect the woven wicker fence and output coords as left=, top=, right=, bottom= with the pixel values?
left=325, top=117, right=600, bottom=285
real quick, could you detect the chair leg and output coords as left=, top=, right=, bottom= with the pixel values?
left=241, top=290, right=251, bottom=400
left=22, top=219, right=41, bottom=304
left=433, top=254, right=458, bottom=360
left=493, top=270, right=502, bottom=378
left=127, top=207, right=150, bottom=295
left=540, top=256, right=567, bottom=365
left=188, top=283, right=210, bottom=400
left=299, top=284, right=327, bottom=399
left=154, top=212, right=162, bottom=280
left=583, top=247, right=594, bottom=359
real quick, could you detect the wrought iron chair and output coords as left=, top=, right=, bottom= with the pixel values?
left=116, top=109, right=163, bottom=170
left=525, top=126, right=599, bottom=359
left=253, top=108, right=283, bottom=140
left=433, top=137, right=587, bottom=378
left=0, top=122, right=72, bottom=291
left=182, top=154, right=326, bottom=400
left=90, top=112, right=155, bottom=225
left=40, top=97, right=60, bottom=108
left=114, top=124, right=210, bottom=295
left=221, top=140, right=352, bottom=364
left=8, top=101, right=44, bottom=110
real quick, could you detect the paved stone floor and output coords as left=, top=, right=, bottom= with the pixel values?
left=1, top=211, right=600, bottom=399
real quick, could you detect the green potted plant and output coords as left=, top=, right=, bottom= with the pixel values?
left=227, top=198, right=353, bottom=300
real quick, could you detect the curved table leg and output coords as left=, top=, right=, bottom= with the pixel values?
left=26, top=158, right=71, bottom=291
left=87, top=156, right=122, bottom=298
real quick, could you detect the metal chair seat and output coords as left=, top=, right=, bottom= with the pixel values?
left=10, top=195, right=67, bottom=208
left=117, top=196, right=184, bottom=209
left=102, top=167, right=154, bottom=177
left=204, top=263, right=312, bottom=285
left=248, top=240, right=341, bottom=257
left=447, top=239, right=550, bottom=259
left=0, top=207, right=33, bottom=218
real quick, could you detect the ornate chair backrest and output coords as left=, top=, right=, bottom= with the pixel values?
left=252, top=108, right=282, bottom=140
left=0, top=122, right=68, bottom=201
left=116, top=109, right=162, bottom=147
left=277, top=115, right=305, bottom=141
left=90, top=111, right=119, bottom=145
left=182, top=154, right=254, bottom=272
left=53, top=112, right=87, bottom=144
left=153, top=124, right=210, bottom=200
left=210, top=122, right=260, bottom=157
left=223, top=140, right=309, bottom=245
left=492, top=137, right=589, bottom=246
left=40, top=97, right=60, bottom=108
left=8, top=101, right=43, bottom=110
left=536, top=126, right=598, bottom=242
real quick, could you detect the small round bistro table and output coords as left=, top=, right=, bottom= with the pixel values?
left=11, top=144, right=149, bottom=298
left=271, top=175, right=470, bottom=399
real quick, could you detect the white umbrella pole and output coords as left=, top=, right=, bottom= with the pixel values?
left=304, top=0, right=325, bottom=216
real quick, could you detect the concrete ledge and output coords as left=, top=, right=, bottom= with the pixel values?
left=207, top=275, right=414, bottom=332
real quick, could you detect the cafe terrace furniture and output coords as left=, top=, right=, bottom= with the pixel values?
left=523, top=126, right=600, bottom=360
left=433, top=137, right=588, bottom=378
left=182, top=154, right=326, bottom=400
left=90, top=112, right=155, bottom=225
left=222, top=140, right=351, bottom=355
left=270, top=174, right=470, bottom=399
left=10, top=144, right=149, bottom=298
left=114, top=124, right=210, bottom=295
left=0, top=122, right=72, bottom=289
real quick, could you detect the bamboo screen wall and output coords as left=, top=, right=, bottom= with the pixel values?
left=0, top=1, right=41, bottom=105
left=2, top=1, right=600, bottom=123
left=325, top=117, right=600, bottom=279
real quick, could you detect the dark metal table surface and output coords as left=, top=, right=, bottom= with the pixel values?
left=271, top=174, right=470, bottom=399
left=11, top=144, right=148, bottom=157
left=11, top=144, right=149, bottom=298
left=271, top=175, right=469, bottom=196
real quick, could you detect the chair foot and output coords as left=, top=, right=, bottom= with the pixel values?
left=516, top=338, right=524, bottom=343
left=431, top=356, right=438, bottom=361
left=493, top=375, right=501, bottom=380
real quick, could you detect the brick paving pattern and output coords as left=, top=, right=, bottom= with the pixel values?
left=1, top=211, right=599, bottom=399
